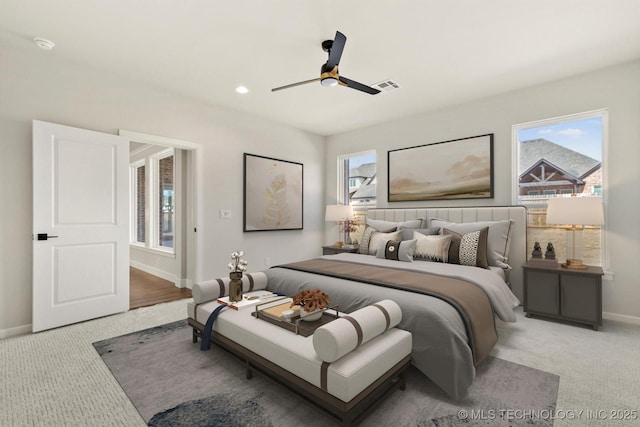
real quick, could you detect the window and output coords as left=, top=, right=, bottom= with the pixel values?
left=513, top=110, right=607, bottom=266
left=130, top=148, right=175, bottom=254
left=338, top=150, right=376, bottom=243
left=157, top=152, right=174, bottom=249
left=131, top=160, right=146, bottom=244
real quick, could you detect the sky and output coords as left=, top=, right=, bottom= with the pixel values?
left=518, top=116, right=603, bottom=161
left=348, top=152, right=377, bottom=168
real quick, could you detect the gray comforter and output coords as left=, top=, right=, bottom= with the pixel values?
left=264, top=253, right=519, bottom=400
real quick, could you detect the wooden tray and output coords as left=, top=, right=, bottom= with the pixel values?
left=251, top=301, right=339, bottom=337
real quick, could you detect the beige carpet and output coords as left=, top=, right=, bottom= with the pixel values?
left=1, top=301, right=639, bottom=426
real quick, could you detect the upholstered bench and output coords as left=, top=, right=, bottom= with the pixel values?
left=187, top=273, right=412, bottom=426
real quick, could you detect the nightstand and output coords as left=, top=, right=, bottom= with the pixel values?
left=523, top=262, right=603, bottom=330
left=322, top=245, right=359, bottom=255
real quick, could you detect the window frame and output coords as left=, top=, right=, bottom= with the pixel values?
left=337, top=149, right=377, bottom=206
left=511, top=109, right=609, bottom=270
left=129, top=147, right=176, bottom=255
left=152, top=148, right=175, bottom=252
left=130, top=159, right=146, bottom=247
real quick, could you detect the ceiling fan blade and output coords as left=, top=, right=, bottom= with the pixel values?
left=339, top=76, right=381, bottom=95
left=271, top=77, right=321, bottom=92
left=326, top=31, right=346, bottom=69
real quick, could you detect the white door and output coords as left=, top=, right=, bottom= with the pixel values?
left=32, top=120, right=129, bottom=332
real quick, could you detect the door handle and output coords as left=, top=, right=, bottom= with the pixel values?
left=36, top=233, right=59, bottom=241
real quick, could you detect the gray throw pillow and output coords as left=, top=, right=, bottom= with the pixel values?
left=366, top=218, right=423, bottom=231
left=401, top=226, right=440, bottom=241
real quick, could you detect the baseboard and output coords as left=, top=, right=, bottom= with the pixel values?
left=130, top=261, right=190, bottom=289
left=0, top=323, right=32, bottom=339
left=603, top=312, right=640, bottom=325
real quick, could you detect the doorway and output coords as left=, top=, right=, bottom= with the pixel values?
left=122, top=129, right=202, bottom=309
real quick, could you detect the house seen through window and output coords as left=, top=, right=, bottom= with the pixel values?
left=514, top=111, right=606, bottom=265
left=338, top=150, right=376, bottom=244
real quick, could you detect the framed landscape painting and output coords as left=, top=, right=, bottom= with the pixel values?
left=243, top=153, right=303, bottom=231
left=388, top=134, right=494, bottom=202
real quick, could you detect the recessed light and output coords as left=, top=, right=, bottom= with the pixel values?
left=33, top=37, right=55, bottom=51
left=235, top=86, right=249, bottom=94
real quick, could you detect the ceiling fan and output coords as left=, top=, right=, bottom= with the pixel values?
left=271, top=31, right=381, bottom=95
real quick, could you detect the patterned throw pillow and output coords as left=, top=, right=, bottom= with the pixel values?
left=429, top=218, right=513, bottom=269
left=413, top=232, right=452, bottom=262
left=443, top=227, right=489, bottom=268
left=358, top=226, right=397, bottom=254
left=376, top=239, right=416, bottom=262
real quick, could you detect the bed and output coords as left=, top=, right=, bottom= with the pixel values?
left=265, top=206, right=526, bottom=400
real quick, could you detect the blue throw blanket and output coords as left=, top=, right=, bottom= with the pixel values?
left=199, top=305, right=227, bottom=351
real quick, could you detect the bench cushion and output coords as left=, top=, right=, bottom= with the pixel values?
left=188, top=298, right=412, bottom=402
left=313, top=299, right=402, bottom=362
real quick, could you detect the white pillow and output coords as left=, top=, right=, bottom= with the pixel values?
left=367, top=230, right=402, bottom=255
left=429, top=218, right=514, bottom=269
left=313, top=300, right=403, bottom=363
left=413, top=232, right=452, bottom=263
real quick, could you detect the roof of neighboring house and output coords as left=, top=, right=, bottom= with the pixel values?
left=519, top=138, right=600, bottom=179
left=351, top=175, right=376, bottom=199
left=349, top=163, right=376, bottom=179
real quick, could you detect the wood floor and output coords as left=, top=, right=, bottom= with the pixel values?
left=130, top=267, right=192, bottom=310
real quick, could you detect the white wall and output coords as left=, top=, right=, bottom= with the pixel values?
left=0, top=44, right=325, bottom=336
left=326, top=60, right=640, bottom=320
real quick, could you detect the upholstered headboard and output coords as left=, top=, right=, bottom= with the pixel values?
left=367, top=206, right=527, bottom=301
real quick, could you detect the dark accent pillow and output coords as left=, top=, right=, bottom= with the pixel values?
left=443, top=227, right=489, bottom=268
left=376, top=239, right=416, bottom=262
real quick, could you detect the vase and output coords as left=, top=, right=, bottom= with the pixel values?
left=229, top=271, right=243, bottom=302
left=299, top=307, right=323, bottom=321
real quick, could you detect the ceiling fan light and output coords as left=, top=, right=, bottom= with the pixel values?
left=321, top=77, right=338, bottom=87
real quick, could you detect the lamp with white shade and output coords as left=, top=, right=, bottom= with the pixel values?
left=325, top=204, right=353, bottom=247
left=545, top=196, right=604, bottom=269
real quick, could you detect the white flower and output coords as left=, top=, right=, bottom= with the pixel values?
left=228, top=250, right=248, bottom=272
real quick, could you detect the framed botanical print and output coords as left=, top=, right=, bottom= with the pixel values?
left=243, top=153, right=303, bottom=231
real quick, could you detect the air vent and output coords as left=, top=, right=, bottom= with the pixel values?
left=371, top=79, right=401, bottom=93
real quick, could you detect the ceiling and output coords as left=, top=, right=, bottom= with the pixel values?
left=2, top=1, right=639, bottom=136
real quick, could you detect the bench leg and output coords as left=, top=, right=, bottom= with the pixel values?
left=246, top=361, right=253, bottom=380
left=192, top=327, right=199, bottom=343
left=399, top=373, right=406, bottom=391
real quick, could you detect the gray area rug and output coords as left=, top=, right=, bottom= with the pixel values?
left=93, top=320, right=558, bottom=426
